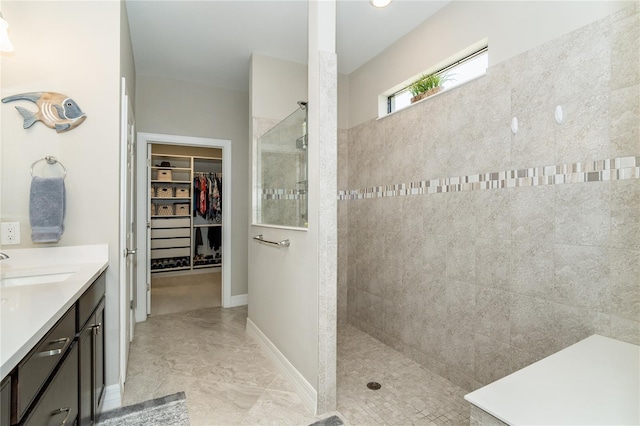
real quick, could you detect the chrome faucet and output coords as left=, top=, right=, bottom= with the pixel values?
left=0, top=252, right=9, bottom=260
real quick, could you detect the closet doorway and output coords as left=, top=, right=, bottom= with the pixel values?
left=135, top=133, right=232, bottom=322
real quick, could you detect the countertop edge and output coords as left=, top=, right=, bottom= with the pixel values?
left=0, top=261, right=108, bottom=381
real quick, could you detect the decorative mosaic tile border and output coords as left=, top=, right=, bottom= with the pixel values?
left=338, top=156, right=640, bottom=200
left=262, top=188, right=307, bottom=201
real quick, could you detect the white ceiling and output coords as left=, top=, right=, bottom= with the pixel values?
left=125, top=0, right=449, bottom=92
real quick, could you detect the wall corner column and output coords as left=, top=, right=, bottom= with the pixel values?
left=308, top=0, right=337, bottom=414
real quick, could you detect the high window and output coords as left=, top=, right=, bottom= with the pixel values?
left=387, top=47, right=488, bottom=114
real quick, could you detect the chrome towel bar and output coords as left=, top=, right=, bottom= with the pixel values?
left=253, top=234, right=290, bottom=247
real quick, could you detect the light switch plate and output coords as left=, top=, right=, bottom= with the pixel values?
left=1, top=222, right=21, bottom=245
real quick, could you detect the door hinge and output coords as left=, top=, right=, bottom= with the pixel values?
left=147, top=283, right=150, bottom=291
left=130, top=300, right=135, bottom=310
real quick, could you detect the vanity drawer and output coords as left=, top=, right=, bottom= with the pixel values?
left=17, top=305, right=76, bottom=420
left=78, top=272, right=106, bottom=329
left=22, top=344, right=78, bottom=426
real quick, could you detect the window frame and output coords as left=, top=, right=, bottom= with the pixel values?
left=387, top=46, right=489, bottom=115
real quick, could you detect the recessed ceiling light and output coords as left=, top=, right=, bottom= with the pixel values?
left=370, top=0, right=391, bottom=8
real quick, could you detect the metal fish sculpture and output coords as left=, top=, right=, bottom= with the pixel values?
left=1, top=92, right=87, bottom=133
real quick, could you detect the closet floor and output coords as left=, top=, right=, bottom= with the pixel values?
left=151, top=271, right=221, bottom=316
left=123, top=306, right=471, bottom=425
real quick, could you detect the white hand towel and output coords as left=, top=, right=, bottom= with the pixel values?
left=29, top=176, right=65, bottom=243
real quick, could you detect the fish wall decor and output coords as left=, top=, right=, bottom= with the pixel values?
left=2, top=92, right=87, bottom=133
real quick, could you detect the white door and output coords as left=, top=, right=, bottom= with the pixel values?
left=120, top=77, right=137, bottom=383
left=126, top=99, right=136, bottom=340
left=146, top=143, right=152, bottom=314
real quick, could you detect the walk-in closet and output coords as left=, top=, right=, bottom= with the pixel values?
left=149, top=144, right=223, bottom=315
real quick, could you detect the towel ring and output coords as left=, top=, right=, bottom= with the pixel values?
left=30, top=156, right=67, bottom=179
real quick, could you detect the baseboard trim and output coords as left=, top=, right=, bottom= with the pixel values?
left=246, top=318, right=317, bottom=415
left=229, top=293, right=248, bottom=307
left=101, top=383, right=123, bottom=412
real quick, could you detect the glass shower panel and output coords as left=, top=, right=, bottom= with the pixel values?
left=256, top=107, right=308, bottom=228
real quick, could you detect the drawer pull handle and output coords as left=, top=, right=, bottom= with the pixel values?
left=36, top=337, right=69, bottom=357
left=36, top=348, right=63, bottom=357
left=51, top=407, right=71, bottom=426
left=93, top=322, right=102, bottom=335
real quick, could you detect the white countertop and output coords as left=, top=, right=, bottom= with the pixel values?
left=0, top=244, right=108, bottom=380
left=465, top=335, right=640, bottom=425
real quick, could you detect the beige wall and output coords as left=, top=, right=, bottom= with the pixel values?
left=250, top=54, right=308, bottom=121
left=249, top=53, right=318, bottom=387
left=120, top=0, right=136, bottom=107
left=348, top=0, right=634, bottom=127
left=249, top=54, right=349, bottom=130
left=0, top=0, right=124, bottom=388
left=135, top=74, right=250, bottom=296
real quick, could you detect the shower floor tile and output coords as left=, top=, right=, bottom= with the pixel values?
left=338, top=324, right=470, bottom=425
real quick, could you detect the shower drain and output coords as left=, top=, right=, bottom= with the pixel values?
left=367, top=382, right=381, bottom=390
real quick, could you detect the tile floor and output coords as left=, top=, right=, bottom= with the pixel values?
left=124, top=306, right=470, bottom=425
left=151, top=271, right=221, bottom=316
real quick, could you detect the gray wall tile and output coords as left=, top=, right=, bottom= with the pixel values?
left=475, top=286, right=511, bottom=343
left=474, top=334, right=512, bottom=385
left=510, top=240, right=554, bottom=299
left=555, top=181, right=611, bottom=246
left=610, top=84, right=640, bottom=158
left=476, top=238, right=511, bottom=290
left=610, top=12, right=640, bottom=90
left=511, top=186, right=555, bottom=242
left=610, top=248, right=640, bottom=320
left=509, top=295, right=559, bottom=356
left=611, top=179, right=640, bottom=250
left=553, top=244, right=610, bottom=311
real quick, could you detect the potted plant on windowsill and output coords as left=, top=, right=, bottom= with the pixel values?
left=409, top=72, right=449, bottom=103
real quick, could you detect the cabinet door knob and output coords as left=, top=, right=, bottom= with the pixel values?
left=51, top=407, right=71, bottom=426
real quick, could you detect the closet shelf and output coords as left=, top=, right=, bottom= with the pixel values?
left=151, top=214, right=191, bottom=218
left=151, top=166, right=191, bottom=171
left=193, top=224, right=222, bottom=228
left=151, top=197, right=192, bottom=200
left=151, top=179, right=191, bottom=184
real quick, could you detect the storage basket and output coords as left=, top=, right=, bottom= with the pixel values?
left=175, top=187, right=189, bottom=198
left=157, top=169, right=172, bottom=181
left=156, top=204, right=174, bottom=216
left=175, top=203, right=190, bottom=216
left=150, top=186, right=156, bottom=197
left=150, top=203, right=157, bottom=216
left=156, top=185, right=173, bottom=198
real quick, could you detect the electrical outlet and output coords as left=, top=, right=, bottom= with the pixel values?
left=1, top=222, right=20, bottom=245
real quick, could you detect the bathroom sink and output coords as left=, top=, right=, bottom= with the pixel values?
left=1, top=272, right=74, bottom=288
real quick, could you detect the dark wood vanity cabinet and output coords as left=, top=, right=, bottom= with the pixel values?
left=2, top=270, right=106, bottom=426
left=1, top=377, right=10, bottom=426
left=78, top=271, right=106, bottom=426
left=78, top=298, right=105, bottom=426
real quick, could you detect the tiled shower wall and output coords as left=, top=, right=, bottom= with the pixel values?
left=339, top=4, right=640, bottom=391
